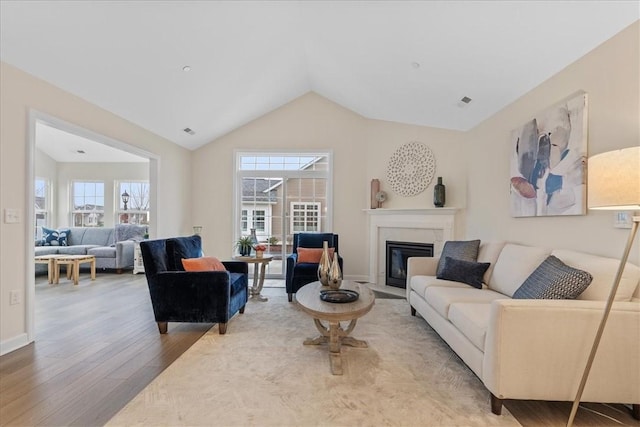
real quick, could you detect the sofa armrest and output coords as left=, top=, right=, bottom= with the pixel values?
left=115, top=240, right=135, bottom=269
left=482, top=299, right=640, bottom=404
left=407, top=256, right=439, bottom=277
left=406, top=257, right=440, bottom=298
left=222, top=261, right=248, bottom=275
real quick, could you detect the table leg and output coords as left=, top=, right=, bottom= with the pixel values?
left=90, top=258, right=96, bottom=281
left=73, top=260, right=80, bottom=285
left=47, top=259, right=53, bottom=284
left=54, top=261, right=61, bottom=284
left=250, top=262, right=268, bottom=302
left=303, top=318, right=368, bottom=375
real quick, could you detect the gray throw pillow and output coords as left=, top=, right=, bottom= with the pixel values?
left=436, top=239, right=481, bottom=277
left=513, top=255, right=593, bottom=299
left=437, top=256, right=490, bottom=289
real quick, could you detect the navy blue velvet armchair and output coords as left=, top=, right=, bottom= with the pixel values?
left=285, top=233, right=342, bottom=302
left=140, top=235, right=248, bottom=334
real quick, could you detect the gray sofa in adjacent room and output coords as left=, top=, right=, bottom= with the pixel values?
left=35, top=224, right=146, bottom=274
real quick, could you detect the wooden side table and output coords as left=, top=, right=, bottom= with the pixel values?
left=233, top=255, right=273, bottom=302
left=55, top=255, right=96, bottom=285
left=34, top=254, right=63, bottom=284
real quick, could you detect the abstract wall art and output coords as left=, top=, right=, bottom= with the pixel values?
left=510, top=92, right=588, bottom=217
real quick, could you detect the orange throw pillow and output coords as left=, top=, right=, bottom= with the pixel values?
left=182, top=256, right=227, bottom=272
left=297, top=247, right=335, bottom=263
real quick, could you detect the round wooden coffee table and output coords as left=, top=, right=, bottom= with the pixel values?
left=296, top=280, right=375, bottom=375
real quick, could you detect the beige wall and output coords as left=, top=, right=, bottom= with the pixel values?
left=0, top=62, right=192, bottom=354
left=465, top=21, right=639, bottom=263
left=192, top=93, right=468, bottom=278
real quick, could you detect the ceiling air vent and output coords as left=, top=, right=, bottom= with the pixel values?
left=183, top=128, right=195, bottom=135
left=457, top=96, right=473, bottom=108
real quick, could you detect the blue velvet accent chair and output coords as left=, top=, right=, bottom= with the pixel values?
left=140, top=235, right=248, bottom=334
left=285, top=233, right=342, bottom=302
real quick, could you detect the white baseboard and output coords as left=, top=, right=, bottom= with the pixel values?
left=0, top=333, right=30, bottom=356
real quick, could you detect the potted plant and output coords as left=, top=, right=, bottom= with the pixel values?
left=235, top=235, right=253, bottom=256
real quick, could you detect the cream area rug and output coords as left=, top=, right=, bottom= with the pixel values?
left=107, top=292, right=520, bottom=427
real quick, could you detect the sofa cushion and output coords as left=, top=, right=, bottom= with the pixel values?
left=87, top=246, right=117, bottom=258
left=552, top=249, right=640, bottom=302
left=425, top=286, right=507, bottom=319
left=35, top=246, right=59, bottom=256
left=448, top=303, right=491, bottom=351
left=229, top=272, right=248, bottom=296
left=58, top=245, right=100, bottom=255
left=477, top=241, right=506, bottom=285
left=409, top=276, right=470, bottom=299
left=490, top=244, right=551, bottom=297
left=437, top=257, right=491, bottom=289
left=68, top=227, right=115, bottom=247
left=436, top=240, right=480, bottom=277
left=41, top=227, right=70, bottom=246
left=513, top=255, right=592, bottom=300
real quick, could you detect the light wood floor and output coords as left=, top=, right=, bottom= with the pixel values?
left=1, top=273, right=638, bottom=426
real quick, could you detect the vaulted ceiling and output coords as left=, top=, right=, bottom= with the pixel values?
left=1, top=1, right=637, bottom=151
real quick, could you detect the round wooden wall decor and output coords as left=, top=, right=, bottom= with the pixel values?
left=386, top=141, right=436, bottom=197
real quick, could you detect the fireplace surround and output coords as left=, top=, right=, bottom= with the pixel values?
left=365, top=208, right=457, bottom=286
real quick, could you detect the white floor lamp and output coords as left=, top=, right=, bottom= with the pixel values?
left=567, top=146, right=640, bottom=427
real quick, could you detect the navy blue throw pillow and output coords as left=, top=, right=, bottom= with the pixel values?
left=437, top=256, right=490, bottom=289
left=513, top=255, right=592, bottom=299
left=41, top=227, right=70, bottom=246
left=436, top=240, right=481, bottom=277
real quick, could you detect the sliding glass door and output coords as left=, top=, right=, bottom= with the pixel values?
left=235, top=153, right=331, bottom=279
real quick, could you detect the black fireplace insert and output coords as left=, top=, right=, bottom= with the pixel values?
left=386, top=241, right=434, bottom=288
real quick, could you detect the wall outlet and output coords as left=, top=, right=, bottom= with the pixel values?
left=9, top=290, right=21, bottom=305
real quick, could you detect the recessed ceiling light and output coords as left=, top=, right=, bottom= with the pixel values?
left=411, top=62, right=420, bottom=69
left=182, top=66, right=191, bottom=72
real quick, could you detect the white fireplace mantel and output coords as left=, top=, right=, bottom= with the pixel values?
left=364, top=208, right=458, bottom=286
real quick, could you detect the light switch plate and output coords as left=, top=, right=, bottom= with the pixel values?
left=3, top=208, right=20, bottom=224
left=613, top=211, right=633, bottom=229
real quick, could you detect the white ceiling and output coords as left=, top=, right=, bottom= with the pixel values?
left=35, top=122, right=148, bottom=163
left=1, top=1, right=638, bottom=151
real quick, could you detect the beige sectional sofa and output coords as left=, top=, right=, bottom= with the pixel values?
left=406, top=241, right=640, bottom=416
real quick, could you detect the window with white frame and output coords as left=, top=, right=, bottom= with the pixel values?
left=35, top=177, right=50, bottom=239
left=291, top=202, right=320, bottom=232
left=116, top=181, right=150, bottom=225
left=72, top=181, right=105, bottom=227
left=240, top=207, right=271, bottom=235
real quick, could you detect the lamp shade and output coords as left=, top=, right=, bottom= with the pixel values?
left=588, top=146, right=640, bottom=210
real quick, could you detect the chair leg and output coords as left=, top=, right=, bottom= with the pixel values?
left=157, top=322, right=168, bottom=334
left=490, top=393, right=503, bottom=415
left=219, top=323, right=227, bottom=334
left=239, top=305, right=245, bottom=314
left=288, top=293, right=293, bottom=302
left=410, top=306, right=416, bottom=316
left=632, top=404, right=639, bottom=420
